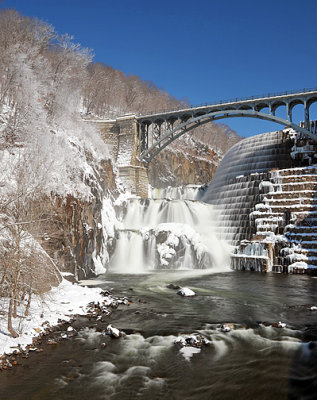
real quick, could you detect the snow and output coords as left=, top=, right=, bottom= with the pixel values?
left=259, top=181, right=274, bottom=192
left=177, top=287, right=196, bottom=297
left=288, top=261, right=317, bottom=271
left=0, top=279, right=107, bottom=357
left=255, top=203, right=271, bottom=211
left=288, top=261, right=308, bottom=271
left=113, top=191, right=137, bottom=208
left=92, top=251, right=106, bottom=275
left=106, top=324, right=121, bottom=338
left=96, top=196, right=120, bottom=272
left=179, top=346, right=201, bottom=360
left=153, top=223, right=209, bottom=267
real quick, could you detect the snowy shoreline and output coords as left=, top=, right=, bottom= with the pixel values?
left=0, top=279, right=109, bottom=359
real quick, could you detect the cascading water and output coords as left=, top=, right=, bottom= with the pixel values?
left=109, top=186, right=230, bottom=273
left=202, top=130, right=294, bottom=244
left=150, top=185, right=201, bottom=200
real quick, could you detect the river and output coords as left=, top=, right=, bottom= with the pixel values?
left=1, top=185, right=317, bottom=399
left=0, top=270, right=316, bottom=400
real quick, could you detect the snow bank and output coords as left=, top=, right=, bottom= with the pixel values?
left=0, top=279, right=106, bottom=356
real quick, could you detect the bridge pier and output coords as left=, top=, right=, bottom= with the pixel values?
left=305, top=103, right=310, bottom=129
left=286, top=103, right=292, bottom=122
left=91, top=115, right=149, bottom=198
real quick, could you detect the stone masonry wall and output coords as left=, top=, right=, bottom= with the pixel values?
left=94, top=116, right=149, bottom=198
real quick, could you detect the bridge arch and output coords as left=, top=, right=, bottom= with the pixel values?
left=254, top=102, right=270, bottom=112
left=307, top=96, right=317, bottom=108
left=237, top=104, right=252, bottom=111
left=140, top=109, right=316, bottom=162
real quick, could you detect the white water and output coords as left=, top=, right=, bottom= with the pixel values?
left=109, top=186, right=230, bottom=273
left=150, top=185, right=200, bottom=200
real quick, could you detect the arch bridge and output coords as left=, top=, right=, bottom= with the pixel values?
left=137, top=88, right=317, bottom=162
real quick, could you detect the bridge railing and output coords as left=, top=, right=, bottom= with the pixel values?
left=139, top=87, right=317, bottom=118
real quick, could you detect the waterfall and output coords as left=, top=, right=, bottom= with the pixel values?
left=150, top=185, right=200, bottom=200
left=202, top=130, right=294, bottom=244
left=109, top=187, right=229, bottom=273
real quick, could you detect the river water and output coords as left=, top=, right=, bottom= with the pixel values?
left=1, top=186, right=317, bottom=399
left=0, top=270, right=316, bottom=400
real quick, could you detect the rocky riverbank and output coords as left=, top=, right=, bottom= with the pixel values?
left=0, top=279, right=130, bottom=367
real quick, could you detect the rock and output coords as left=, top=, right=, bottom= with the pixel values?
left=47, top=339, right=58, bottom=345
left=106, top=324, right=121, bottom=338
left=167, top=283, right=181, bottom=290
left=220, top=323, right=234, bottom=332
left=177, top=287, right=196, bottom=297
left=174, top=336, right=187, bottom=347
left=272, top=321, right=287, bottom=328
left=117, top=297, right=130, bottom=305
left=110, top=301, right=119, bottom=308
left=100, top=290, right=111, bottom=296
left=66, top=326, right=78, bottom=336
left=174, top=334, right=209, bottom=348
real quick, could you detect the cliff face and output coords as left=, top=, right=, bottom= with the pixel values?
left=29, top=159, right=118, bottom=280
left=147, top=139, right=220, bottom=188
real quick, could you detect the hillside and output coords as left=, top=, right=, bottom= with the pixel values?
left=0, top=8, right=242, bottom=339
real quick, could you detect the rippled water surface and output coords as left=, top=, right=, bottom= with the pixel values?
left=1, top=270, right=317, bottom=400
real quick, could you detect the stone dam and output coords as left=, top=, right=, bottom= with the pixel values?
left=203, top=127, right=317, bottom=274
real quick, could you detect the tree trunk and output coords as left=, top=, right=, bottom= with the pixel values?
left=24, top=290, right=32, bottom=317
left=8, top=298, right=19, bottom=338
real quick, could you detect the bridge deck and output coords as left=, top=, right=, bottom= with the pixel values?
left=138, top=88, right=317, bottom=121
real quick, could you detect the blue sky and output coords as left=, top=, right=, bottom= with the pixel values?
left=2, top=0, right=317, bottom=137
